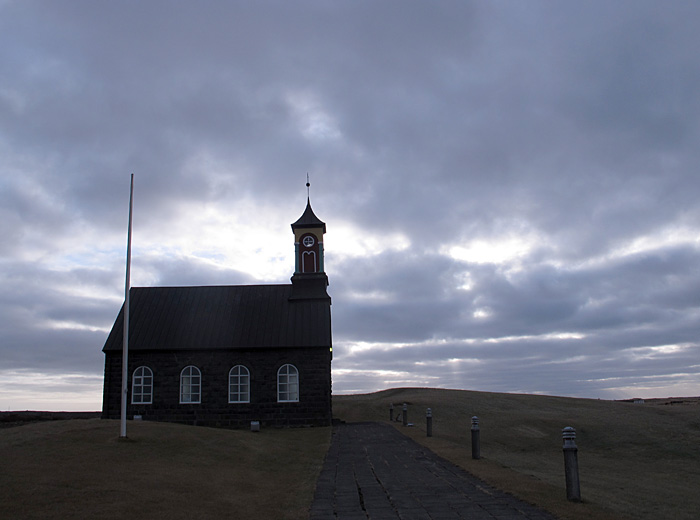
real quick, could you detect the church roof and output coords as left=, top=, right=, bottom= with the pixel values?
left=102, top=284, right=331, bottom=352
left=291, top=198, right=326, bottom=233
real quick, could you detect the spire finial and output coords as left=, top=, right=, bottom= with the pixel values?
left=306, top=173, right=310, bottom=198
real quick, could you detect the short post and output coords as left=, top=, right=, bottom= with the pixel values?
left=389, top=403, right=394, bottom=422
left=426, top=408, right=433, bottom=437
left=562, top=426, right=581, bottom=502
left=471, top=416, right=480, bottom=460
left=402, top=403, right=408, bottom=426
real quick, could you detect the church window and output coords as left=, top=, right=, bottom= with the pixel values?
left=302, top=250, right=317, bottom=272
left=180, top=366, right=201, bottom=404
left=277, top=364, right=299, bottom=402
left=131, top=366, right=153, bottom=404
left=228, top=365, right=250, bottom=403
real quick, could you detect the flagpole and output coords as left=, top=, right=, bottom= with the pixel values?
left=120, top=174, right=134, bottom=438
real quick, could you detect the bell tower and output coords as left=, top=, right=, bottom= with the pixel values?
left=290, top=182, right=330, bottom=300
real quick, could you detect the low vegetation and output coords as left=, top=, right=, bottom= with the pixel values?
left=3, top=389, right=698, bottom=519
left=334, top=388, right=700, bottom=520
left=0, top=418, right=330, bottom=520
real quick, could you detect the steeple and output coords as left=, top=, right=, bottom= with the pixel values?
left=289, top=184, right=329, bottom=301
left=291, top=198, right=326, bottom=235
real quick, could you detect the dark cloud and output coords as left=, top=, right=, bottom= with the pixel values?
left=2, top=1, right=700, bottom=408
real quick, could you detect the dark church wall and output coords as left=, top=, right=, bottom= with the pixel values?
left=102, top=347, right=332, bottom=428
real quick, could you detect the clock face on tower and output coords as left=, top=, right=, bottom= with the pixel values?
left=302, top=235, right=315, bottom=247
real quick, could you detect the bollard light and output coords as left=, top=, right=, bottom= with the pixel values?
left=471, top=416, right=480, bottom=459
left=562, top=426, right=581, bottom=502
left=402, top=403, right=408, bottom=426
left=562, top=426, right=576, bottom=446
left=426, top=408, right=433, bottom=437
left=389, top=403, right=394, bottom=422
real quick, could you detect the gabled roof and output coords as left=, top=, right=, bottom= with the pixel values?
left=102, top=284, right=331, bottom=352
left=291, top=198, right=326, bottom=233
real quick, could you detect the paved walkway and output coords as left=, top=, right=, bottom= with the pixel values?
left=310, top=422, right=557, bottom=520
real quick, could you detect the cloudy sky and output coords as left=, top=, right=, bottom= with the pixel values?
left=2, top=1, right=699, bottom=411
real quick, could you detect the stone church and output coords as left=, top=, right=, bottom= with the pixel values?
left=101, top=198, right=332, bottom=428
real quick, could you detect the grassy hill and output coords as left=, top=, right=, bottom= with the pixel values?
left=334, top=388, right=700, bottom=520
left=0, top=417, right=330, bottom=520
left=2, top=388, right=699, bottom=519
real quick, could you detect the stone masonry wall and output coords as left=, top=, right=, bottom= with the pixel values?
left=102, top=347, right=332, bottom=428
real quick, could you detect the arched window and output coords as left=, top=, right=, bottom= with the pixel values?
left=180, top=366, right=201, bottom=404
left=302, top=250, right=317, bottom=272
left=229, top=365, right=250, bottom=403
left=131, top=366, right=153, bottom=404
left=277, top=364, right=299, bottom=402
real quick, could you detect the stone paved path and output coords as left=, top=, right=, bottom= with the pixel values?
left=309, top=422, right=558, bottom=520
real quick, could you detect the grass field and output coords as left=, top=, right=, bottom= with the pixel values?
left=2, top=389, right=699, bottom=519
left=0, top=418, right=330, bottom=520
left=334, top=388, right=700, bottom=520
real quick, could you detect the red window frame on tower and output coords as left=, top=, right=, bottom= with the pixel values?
left=299, top=233, right=319, bottom=273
